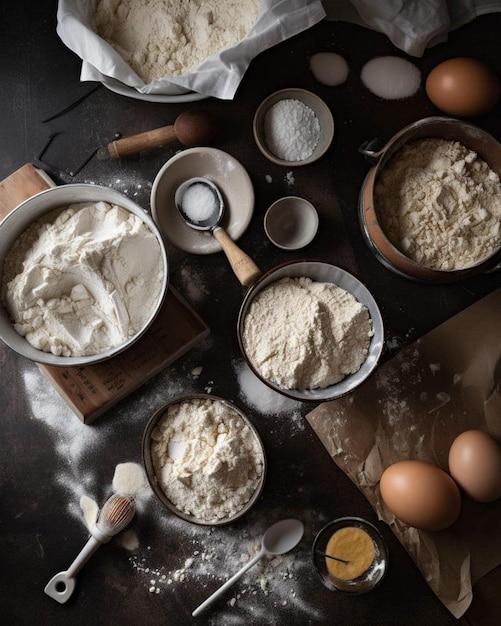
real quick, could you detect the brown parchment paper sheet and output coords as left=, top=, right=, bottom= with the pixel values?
left=306, top=288, right=501, bottom=619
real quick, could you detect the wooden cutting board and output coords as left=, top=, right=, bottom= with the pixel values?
left=1, top=164, right=210, bottom=423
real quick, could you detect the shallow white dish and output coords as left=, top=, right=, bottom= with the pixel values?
left=100, top=75, right=209, bottom=103
left=151, top=147, right=254, bottom=255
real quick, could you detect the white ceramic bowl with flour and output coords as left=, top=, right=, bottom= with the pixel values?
left=0, top=184, right=168, bottom=366
left=237, top=260, right=384, bottom=402
left=253, top=89, right=334, bottom=167
left=142, top=395, right=267, bottom=526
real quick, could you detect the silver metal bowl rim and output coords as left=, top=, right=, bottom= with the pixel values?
left=237, top=259, right=384, bottom=402
left=142, top=393, right=267, bottom=526
left=0, top=183, right=169, bottom=366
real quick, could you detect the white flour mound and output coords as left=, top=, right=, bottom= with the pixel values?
left=242, top=277, right=373, bottom=390
left=3, top=201, right=163, bottom=357
left=375, top=138, right=501, bottom=270
left=150, top=397, right=264, bottom=522
left=94, top=0, right=259, bottom=81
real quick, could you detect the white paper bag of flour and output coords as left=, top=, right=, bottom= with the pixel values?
left=56, top=0, right=326, bottom=100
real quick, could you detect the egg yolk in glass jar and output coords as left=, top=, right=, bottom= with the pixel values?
left=325, top=527, right=375, bottom=580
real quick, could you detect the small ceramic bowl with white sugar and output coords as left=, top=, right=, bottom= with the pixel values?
left=264, top=196, right=319, bottom=250
left=142, top=394, right=267, bottom=526
left=253, top=88, right=334, bottom=166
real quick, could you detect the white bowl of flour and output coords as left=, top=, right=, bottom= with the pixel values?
left=0, top=184, right=168, bottom=366
left=238, top=260, right=384, bottom=402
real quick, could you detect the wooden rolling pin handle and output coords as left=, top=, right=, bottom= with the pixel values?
left=107, top=125, right=178, bottom=159
left=212, top=228, right=262, bottom=287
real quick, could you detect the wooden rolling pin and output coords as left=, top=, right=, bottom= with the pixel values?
left=97, top=110, right=218, bottom=159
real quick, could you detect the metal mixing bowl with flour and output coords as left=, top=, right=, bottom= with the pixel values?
left=237, top=260, right=384, bottom=403
left=0, top=184, right=169, bottom=366
left=358, top=116, right=501, bottom=282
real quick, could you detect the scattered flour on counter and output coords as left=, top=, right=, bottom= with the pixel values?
left=285, top=171, right=295, bottom=186
left=180, top=265, right=209, bottom=303
left=242, top=277, right=373, bottom=390
left=18, top=362, right=324, bottom=622
left=112, top=462, right=147, bottom=496
left=128, top=512, right=323, bottom=623
left=118, top=529, right=140, bottom=551
left=94, top=0, right=259, bottom=81
left=80, top=494, right=99, bottom=529
left=235, top=361, right=302, bottom=417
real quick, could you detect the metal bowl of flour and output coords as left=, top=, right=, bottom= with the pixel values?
left=358, top=116, right=501, bottom=282
left=0, top=184, right=169, bottom=366
left=142, top=394, right=267, bottom=526
left=237, top=260, right=384, bottom=402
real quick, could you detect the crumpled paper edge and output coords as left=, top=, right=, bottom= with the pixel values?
left=322, top=0, right=501, bottom=57
left=56, top=0, right=326, bottom=100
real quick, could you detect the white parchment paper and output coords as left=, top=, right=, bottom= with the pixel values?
left=56, top=0, right=326, bottom=100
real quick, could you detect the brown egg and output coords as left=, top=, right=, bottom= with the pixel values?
left=380, top=460, right=461, bottom=531
left=425, top=57, right=500, bottom=117
left=448, top=430, right=501, bottom=503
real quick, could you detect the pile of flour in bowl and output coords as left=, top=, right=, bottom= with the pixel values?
left=94, top=0, right=260, bottom=81
left=242, top=277, right=373, bottom=390
left=150, top=397, right=264, bottom=522
left=374, top=138, right=501, bottom=270
left=2, top=201, right=164, bottom=357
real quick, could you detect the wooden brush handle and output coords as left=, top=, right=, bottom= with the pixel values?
left=107, top=125, right=178, bottom=158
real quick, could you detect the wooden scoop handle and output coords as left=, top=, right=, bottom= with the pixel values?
left=103, top=110, right=217, bottom=159
left=212, top=228, right=261, bottom=287
left=106, top=125, right=177, bottom=159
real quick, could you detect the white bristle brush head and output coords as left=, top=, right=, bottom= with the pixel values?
left=95, top=494, right=135, bottom=537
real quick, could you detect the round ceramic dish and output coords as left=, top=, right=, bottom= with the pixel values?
left=237, top=260, right=384, bottom=402
left=264, top=197, right=319, bottom=250
left=0, top=184, right=168, bottom=367
left=359, top=116, right=501, bottom=282
left=151, top=147, right=254, bottom=255
left=253, top=88, right=334, bottom=166
left=312, top=517, right=389, bottom=594
left=142, top=394, right=267, bottom=526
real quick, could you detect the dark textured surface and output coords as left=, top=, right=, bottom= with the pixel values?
left=0, top=3, right=500, bottom=625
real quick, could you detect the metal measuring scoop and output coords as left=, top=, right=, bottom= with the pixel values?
left=175, top=177, right=261, bottom=287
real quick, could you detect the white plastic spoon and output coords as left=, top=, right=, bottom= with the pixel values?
left=192, top=518, right=304, bottom=617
